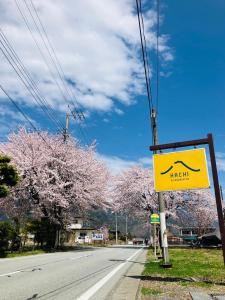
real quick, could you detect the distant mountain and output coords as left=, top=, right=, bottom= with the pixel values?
left=87, top=209, right=150, bottom=238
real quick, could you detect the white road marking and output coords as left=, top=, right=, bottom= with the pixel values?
left=0, top=271, right=21, bottom=277
left=70, top=254, right=92, bottom=260
left=0, top=254, right=92, bottom=277
left=77, top=248, right=143, bottom=300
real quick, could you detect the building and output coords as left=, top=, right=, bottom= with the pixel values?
left=66, top=217, right=102, bottom=245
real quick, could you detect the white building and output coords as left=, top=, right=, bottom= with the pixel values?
left=67, top=217, right=99, bottom=244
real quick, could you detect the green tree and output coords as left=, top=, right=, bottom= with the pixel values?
left=0, top=221, right=18, bottom=253
left=0, top=155, right=19, bottom=197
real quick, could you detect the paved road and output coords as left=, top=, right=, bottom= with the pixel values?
left=0, top=246, right=144, bottom=300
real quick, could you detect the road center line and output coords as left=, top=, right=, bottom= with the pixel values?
left=70, top=254, right=92, bottom=260
left=0, top=271, right=21, bottom=277
left=77, top=248, right=143, bottom=300
left=0, top=253, right=92, bottom=278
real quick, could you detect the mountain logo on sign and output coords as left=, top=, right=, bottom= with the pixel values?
left=160, top=160, right=200, bottom=175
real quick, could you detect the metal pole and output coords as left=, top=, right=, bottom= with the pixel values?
left=157, top=226, right=161, bottom=255
left=151, top=109, right=170, bottom=266
left=115, top=212, right=118, bottom=245
left=154, top=224, right=157, bottom=259
left=125, top=215, right=128, bottom=244
left=63, top=112, right=70, bottom=142
left=207, top=134, right=225, bottom=266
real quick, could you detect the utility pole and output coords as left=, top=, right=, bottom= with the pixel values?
left=151, top=108, right=170, bottom=266
left=63, top=106, right=85, bottom=143
left=115, top=212, right=118, bottom=245
left=63, top=111, right=70, bottom=142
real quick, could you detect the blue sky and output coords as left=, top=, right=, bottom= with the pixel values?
left=0, top=0, right=225, bottom=192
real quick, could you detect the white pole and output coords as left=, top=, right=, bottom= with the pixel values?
left=125, top=215, right=128, bottom=244
left=115, top=212, right=118, bottom=245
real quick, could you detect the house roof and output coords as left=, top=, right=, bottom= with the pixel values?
left=71, top=227, right=97, bottom=231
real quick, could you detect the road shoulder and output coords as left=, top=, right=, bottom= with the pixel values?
left=108, top=248, right=147, bottom=300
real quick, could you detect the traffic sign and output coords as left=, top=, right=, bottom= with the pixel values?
left=150, top=213, right=160, bottom=224
left=153, top=148, right=210, bottom=192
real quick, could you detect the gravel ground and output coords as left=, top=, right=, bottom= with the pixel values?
left=140, top=280, right=225, bottom=299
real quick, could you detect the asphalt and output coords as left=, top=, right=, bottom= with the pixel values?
left=0, top=245, right=146, bottom=300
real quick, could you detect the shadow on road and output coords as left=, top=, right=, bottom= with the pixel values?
left=25, top=262, right=120, bottom=299
left=126, top=275, right=225, bottom=286
left=109, top=259, right=145, bottom=265
left=26, top=294, right=38, bottom=300
left=108, top=245, right=148, bottom=249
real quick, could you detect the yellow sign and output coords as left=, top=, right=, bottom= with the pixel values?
left=153, top=148, right=210, bottom=192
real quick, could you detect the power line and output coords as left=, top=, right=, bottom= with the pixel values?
left=68, top=106, right=90, bottom=145
left=139, top=0, right=152, bottom=103
left=0, top=84, right=53, bottom=150
left=0, top=34, right=65, bottom=133
left=27, top=0, right=90, bottom=144
left=136, top=0, right=155, bottom=145
left=15, top=0, right=90, bottom=144
left=29, top=0, right=83, bottom=115
left=135, top=0, right=153, bottom=114
left=0, top=29, right=65, bottom=132
left=156, top=0, right=160, bottom=113
left=14, top=0, right=71, bottom=107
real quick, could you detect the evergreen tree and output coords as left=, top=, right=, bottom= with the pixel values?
left=0, top=155, right=19, bottom=197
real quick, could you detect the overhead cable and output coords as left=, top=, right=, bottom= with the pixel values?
left=156, top=0, right=160, bottom=113
left=135, top=0, right=153, bottom=114
left=0, top=84, right=54, bottom=150
left=29, top=0, right=83, bottom=116
left=15, top=0, right=90, bottom=144
left=0, top=34, right=65, bottom=133
left=0, top=29, right=65, bottom=132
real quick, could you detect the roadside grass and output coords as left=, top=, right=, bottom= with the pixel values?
left=0, top=245, right=91, bottom=258
left=0, top=249, right=46, bottom=258
left=143, top=248, right=225, bottom=283
left=141, top=287, right=162, bottom=296
left=179, top=281, right=213, bottom=288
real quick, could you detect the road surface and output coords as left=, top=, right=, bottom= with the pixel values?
left=0, top=246, right=144, bottom=300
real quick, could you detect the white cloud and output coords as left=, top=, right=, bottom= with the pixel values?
left=97, top=153, right=152, bottom=175
left=0, top=0, right=173, bottom=117
left=0, top=104, right=38, bottom=133
left=114, top=108, right=124, bottom=115
left=216, top=152, right=225, bottom=172
left=138, top=157, right=152, bottom=166
left=103, top=118, right=109, bottom=123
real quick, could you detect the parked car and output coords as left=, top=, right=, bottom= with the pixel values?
left=198, top=227, right=221, bottom=247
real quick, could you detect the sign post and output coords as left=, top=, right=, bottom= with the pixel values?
left=150, top=133, right=225, bottom=266
left=150, top=214, right=160, bottom=259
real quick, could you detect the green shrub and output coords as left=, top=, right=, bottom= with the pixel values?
left=0, top=221, right=18, bottom=252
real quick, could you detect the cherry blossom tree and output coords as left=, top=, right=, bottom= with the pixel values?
left=100, top=225, right=109, bottom=241
left=0, top=129, right=109, bottom=237
left=112, top=166, right=158, bottom=223
left=175, top=189, right=217, bottom=235
left=112, top=165, right=217, bottom=234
